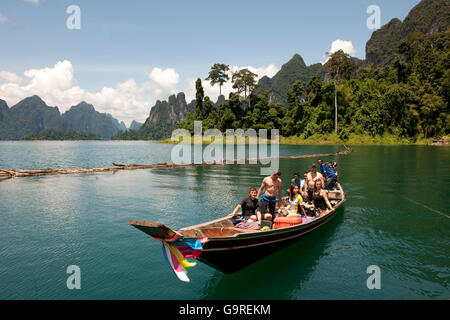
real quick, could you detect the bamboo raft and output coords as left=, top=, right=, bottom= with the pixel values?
left=0, top=147, right=352, bottom=178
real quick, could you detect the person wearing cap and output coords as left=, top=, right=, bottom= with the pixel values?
left=256, top=170, right=282, bottom=223
left=317, top=159, right=337, bottom=189
left=305, top=164, right=324, bottom=201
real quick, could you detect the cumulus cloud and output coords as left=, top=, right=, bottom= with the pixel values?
left=330, top=40, right=356, bottom=56
left=232, top=64, right=279, bottom=79
left=184, top=64, right=279, bottom=103
left=0, top=61, right=278, bottom=126
left=0, top=61, right=82, bottom=108
left=148, top=67, right=180, bottom=98
left=0, top=61, right=178, bottom=126
left=25, top=60, right=76, bottom=91
left=322, top=39, right=356, bottom=64
left=0, top=71, right=23, bottom=84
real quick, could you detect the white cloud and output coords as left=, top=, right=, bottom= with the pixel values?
left=330, top=39, right=356, bottom=56
left=184, top=64, right=279, bottom=103
left=148, top=67, right=180, bottom=98
left=24, top=0, right=40, bottom=5
left=0, top=61, right=169, bottom=126
left=0, top=61, right=279, bottom=126
left=0, top=71, right=23, bottom=84
left=0, top=13, right=8, bottom=24
left=24, top=60, right=76, bottom=91
left=322, top=39, right=356, bottom=64
left=235, top=64, right=279, bottom=79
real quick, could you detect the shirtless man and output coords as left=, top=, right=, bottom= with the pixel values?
left=305, top=164, right=325, bottom=202
left=256, top=170, right=282, bottom=223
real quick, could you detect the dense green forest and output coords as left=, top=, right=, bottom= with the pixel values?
left=111, top=122, right=175, bottom=140
left=174, top=29, right=449, bottom=142
left=111, top=0, right=449, bottom=143
left=22, top=129, right=101, bottom=140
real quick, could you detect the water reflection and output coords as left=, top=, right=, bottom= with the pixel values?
left=1, top=143, right=448, bottom=299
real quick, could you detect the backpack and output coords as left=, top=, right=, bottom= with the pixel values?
left=326, top=160, right=338, bottom=175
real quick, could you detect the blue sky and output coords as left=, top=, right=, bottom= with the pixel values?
left=0, top=0, right=421, bottom=125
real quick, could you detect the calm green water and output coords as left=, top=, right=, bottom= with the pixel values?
left=0, top=142, right=448, bottom=299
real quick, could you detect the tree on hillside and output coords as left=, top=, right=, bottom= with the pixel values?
left=231, top=68, right=258, bottom=110
left=205, top=63, right=230, bottom=97
left=324, top=50, right=356, bottom=133
left=283, top=80, right=305, bottom=136
left=195, top=78, right=204, bottom=119
left=203, top=96, right=213, bottom=116
left=287, top=80, right=304, bottom=107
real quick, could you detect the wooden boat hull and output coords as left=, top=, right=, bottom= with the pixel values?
left=197, top=204, right=342, bottom=273
left=129, top=187, right=345, bottom=274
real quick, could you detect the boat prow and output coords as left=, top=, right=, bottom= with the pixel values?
left=128, top=220, right=181, bottom=241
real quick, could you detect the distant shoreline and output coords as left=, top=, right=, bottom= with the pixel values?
left=1, top=133, right=448, bottom=146
left=157, top=133, right=449, bottom=146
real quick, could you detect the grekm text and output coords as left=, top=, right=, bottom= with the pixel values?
left=224, top=304, right=270, bottom=315
left=178, top=304, right=270, bottom=317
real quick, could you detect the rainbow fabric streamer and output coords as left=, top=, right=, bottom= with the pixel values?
left=173, top=238, right=209, bottom=258
left=167, top=243, right=197, bottom=268
left=160, top=238, right=208, bottom=282
left=162, top=242, right=190, bottom=282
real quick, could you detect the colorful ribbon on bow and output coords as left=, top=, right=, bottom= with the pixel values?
left=158, top=237, right=209, bottom=282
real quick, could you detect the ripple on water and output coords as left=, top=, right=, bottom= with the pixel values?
left=0, top=143, right=449, bottom=299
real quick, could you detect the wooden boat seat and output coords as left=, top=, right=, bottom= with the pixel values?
left=325, top=190, right=343, bottom=200
left=176, top=190, right=344, bottom=238
left=180, top=227, right=256, bottom=238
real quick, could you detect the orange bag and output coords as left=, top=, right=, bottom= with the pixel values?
left=273, top=215, right=302, bottom=229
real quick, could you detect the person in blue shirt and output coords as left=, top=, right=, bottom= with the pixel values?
left=292, top=172, right=301, bottom=188
left=287, top=172, right=301, bottom=196
left=317, top=159, right=337, bottom=190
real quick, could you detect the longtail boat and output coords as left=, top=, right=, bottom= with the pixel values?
left=129, top=186, right=345, bottom=276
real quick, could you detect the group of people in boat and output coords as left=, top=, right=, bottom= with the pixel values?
left=229, top=159, right=340, bottom=228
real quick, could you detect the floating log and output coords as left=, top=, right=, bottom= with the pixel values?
left=0, top=167, right=121, bottom=177
left=0, top=148, right=352, bottom=178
